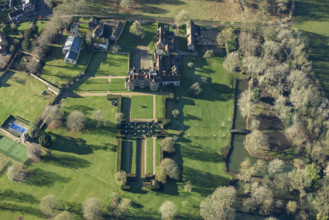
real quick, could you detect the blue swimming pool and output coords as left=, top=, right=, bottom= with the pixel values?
left=10, top=123, right=27, bottom=134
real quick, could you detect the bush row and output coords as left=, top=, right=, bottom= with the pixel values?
left=116, top=138, right=122, bottom=172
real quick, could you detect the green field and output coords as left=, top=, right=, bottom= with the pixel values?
left=130, top=96, right=153, bottom=119
left=155, top=95, right=163, bottom=119
left=85, top=52, right=129, bottom=76
left=0, top=72, right=54, bottom=125
left=146, top=138, right=153, bottom=174
left=121, top=140, right=136, bottom=174
left=74, top=78, right=110, bottom=91
left=156, top=138, right=161, bottom=167
left=110, top=78, right=126, bottom=91
left=41, top=45, right=90, bottom=87
left=0, top=134, right=28, bottom=163
left=294, top=0, right=329, bottom=94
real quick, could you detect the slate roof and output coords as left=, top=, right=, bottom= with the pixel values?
left=112, top=21, right=123, bottom=39
left=71, top=37, right=82, bottom=52
left=66, top=50, right=78, bottom=60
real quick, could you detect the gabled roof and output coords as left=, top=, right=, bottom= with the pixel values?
left=93, top=23, right=104, bottom=37
left=112, top=21, right=123, bottom=39
left=66, top=50, right=78, bottom=61
left=71, top=37, right=83, bottom=52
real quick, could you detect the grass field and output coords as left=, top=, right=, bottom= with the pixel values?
left=110, top=78, right=126, bottom=91
left=74, top=78, right=110, bottom=91
left=0, top=134, right=28, bottom=163
left=294, top=0, right=329, bottom=94
left=121, top=140, right=136, bottom=174
left=156, top=95, right=163, bottom=119
left=130, top=96, right=153, bottom=119
left=85, top=0, right=241, bottom=22
left=0, top=72, right=54, bottom=125
left=41, top=45, right=90, bottom=88
left=146, top=138, right=153, bottom=174
left=85, top=52, right=129, bottom=76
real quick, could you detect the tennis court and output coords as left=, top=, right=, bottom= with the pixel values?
left=0, top=134, right=28, bottom=162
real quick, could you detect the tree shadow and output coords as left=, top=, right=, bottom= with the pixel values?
left=181, top=144, right=225, bottom=163
left=0, top=202, right=42, bottom=217
left=42, top=153, right=91, bottom=169
left=294, top=0, right=329, bottom=21
left=27, top=168, right=71, bottom=186
left=0, top=190, right=39, bottom=204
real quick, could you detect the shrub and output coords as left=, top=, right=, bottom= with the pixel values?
left=67, top=110, right=86, bottom=132
left=159, top=201, right=177, bottom=220
left=252, top=88, right=261, bottom=101
left=115, top=171, right=127, bottom=186
left=22, top=39, right=31, bottom=51
left=55, top=211, right=76, bottom=220
left=156, top=158, right=180, bottom=183
left=9, top=45, right=15, bottom=53
left=203, top=50, right=214, bottom=58
left=187, top=62, right=194, bottom=68
left=83, top=197, right=103, bottom=220
left=7, top=164, right=29, bottom=182
left=220, top=146, right=231, bottom=160
left=171, top=109, right=180, bottom=118
left=188, top=82, right=203, bottom=97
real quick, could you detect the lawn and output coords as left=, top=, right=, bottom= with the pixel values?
left=41, top=44, right=90, bottom=88
left=146, top=138, right=153, bottom=174
left=85, top=0, right=242, bottom=22
left=121, top=140, right=136, bottom=174
left=156, top=95, right=163, bottom=119
left=109, top=78, right=126, bottom=91
left=74, top=78, right=110, bottom=92
left=0, top=72, right=54, bottom=125
left=178, top=26, right=188, bottom=52
left=130, top=96, right=153, bottom=120
left=85, top=52, right=129, bottom=76
left=294, top=0, right=329, bottom=95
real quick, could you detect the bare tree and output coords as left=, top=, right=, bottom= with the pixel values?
left=175, top=10, right=190, bottom=28
left=7, top=164, right=29, bottom=182
left=238, top=90, right=255, bottom=118
left=67, top=110, right=86, bottom=132
left=200, top=186, right=236, bottom=220
left=83, top=197, right=103, bottom=220
left=156, top=158, right=180, bottom=183
left=245, top=129, right=270, bottom=155
left=55, top=211, right=76, bottom=220
left=115, top=112, right=124, bottom=124
left=160, top=137, right=175, bottom=153
left=115, top=171, right=127, bottom=186
left=130, top=21, right=144, bottom=38
left=159, top=201, right=177, bottom=220
left=223, top=52, right=241, bottom=73
left=184, top=181, right=192, bottom=192
left=26, top=144, right=42, bottom=162
left=120, top=0, right=134, bottom=8
left=40, top=194, right=63, bottom=217
left=268, top=159, right=285, bottom=177
left=239, top=31, right=260, bottom=56
left=243, top=185, right=273, bottom=215
left=171, top=109, right=180, bottom=118
left=112, top=198, right=131, bottom=219
left=286, top=201, right=297, bottom=214
left=92, top=110, right=105, bottom=128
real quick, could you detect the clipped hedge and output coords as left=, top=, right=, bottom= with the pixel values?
left=107, top=94, right=122, bottom=114
left=117, top=138, right=122, bottom=171
left=157, top=93, right=174, bottom=126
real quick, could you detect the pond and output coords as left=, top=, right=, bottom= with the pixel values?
left=227, top=79, right=257, bottom=173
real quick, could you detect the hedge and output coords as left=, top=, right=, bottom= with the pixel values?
left=157, top=93, right=174, bottom=126
left=117, top=138, right=122, bottom=171
left=107, top=94, right=122, bottom=114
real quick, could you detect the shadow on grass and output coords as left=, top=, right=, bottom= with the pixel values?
left=181, top=144, right=225, bottom=163
left=0, top=190, right=39, bottom=204
left=294, top=0, right=329, bottom=21
left=42, top=153, right=91, bottom=169
left=27, top=168, right=71, bottom=186
left=0, top=202, right=42, bottom=217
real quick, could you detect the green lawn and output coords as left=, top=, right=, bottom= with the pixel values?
left=0, top=72, right=54, bottom=125
left=130, top=96, right=153, bottom=119
left=41, top=44, right=90, bottom=88
left=294, top=0, right=329, bottom=94
left=74, top=78, right=110, bottom=92
left=146, top=138, right=153, bottom=174
left=179, top=26, right=188, bottom=52
left=156, top=95, right=163, bottom=119
left=85, top=52, right=129, bottom=76
left=121, top=140, right=136, bottom=174
left=109, top=78, right=126, bottom=91
left=0, top=134, right=28, bottom=163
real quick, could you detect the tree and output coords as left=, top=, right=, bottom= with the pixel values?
left=268, top=159, right=284, bottom=177
left=200, top=186, right=236, bottom=220
left=115, top=112, right=124, bottom=124
left=243, top=185, right=273, bottom=215
left=38, top=131, right=52, bottom=148
left=130, top=21, right=144, bottom=38
left=7, top=164, right=29, bottom=182
left=184, top=181, right=192, bottom=192
left=26, top=144, right=42, bottom=162
left=120, top=0, right=134, bottom=8
left=175, top=10, right=190, bottom=28
left=223, top=52, right=241, bottom=73
left=115, top=171, right=127, bottom=186
left=262, top=40, right=281, bottom=58
left=40, top=194, right=63, bottom=217
left=159, top=201, right=177, bottom=220
left=112, top=198, right=131, bottom=219
left=44, top=0, right=54, bottom=9
left=83, top=197, right=103, bottom=220
left=276, top=0, right=289, bottom=13
left=160, top=137, right=175, bottom=153
left=311, top=180, right=329, bottom=219
left=217, top=28, right=234, bottom=53
left=171, top=109, right=180, bottom=118
left=55, top=211, right=76, bottom=220
left=156, top=158, right=180, bottom=183
left=203, top=50, right=214, bottom=58
left=92, top=110, right=105, bottom=128
left=245, top=130, right=270, bottom=155
left=286, top=201, right=297, bottom=214
left=305, top=163, right=321, bottom=188
left=238, top=31, right=260, bottom=56
left=187, top=62, right=194, bottom=68
left=67, top=110, right=86, bottom=132
left=86, top=31, right=93, bottom=48
left=188, top=82, right=203, bottom=97
left=238, top=90, right=255, bottom=118
left=9, top=45, right=15, bottom=53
